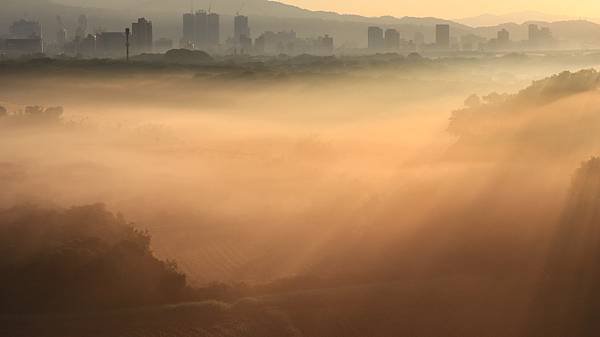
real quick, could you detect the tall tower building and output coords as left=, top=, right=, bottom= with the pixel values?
left=132, top=17, right=153, bottom=53
left=384, top=29, right=400, bottom=50
left=435, top=24, right=450, bottom=49
left=194, top=10, right=208, bottom=47
left=207, top=13, right=220, bottom=46
left=234, top=15, right=250, bottom=43
left=528, top=24, right=539, bottom=42
left=182, top=13, right=195, bottom=45
left=368, top=26, right=384, bottom=50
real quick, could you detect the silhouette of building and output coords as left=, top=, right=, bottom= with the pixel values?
left=528, top=24, right=539, bottom=42
left=78, top=34, right=96, bottom=57
left=368, top=26, right=384, bottom=50
left=194, top=11, right=209, bottom=47
left=75, top=15, right=88, bottom=40
left=3, top=19, right=43, bottom=55
left=316, top=34, right=334, bottom=54
left=253, top=31, right=332, bottom=56
left=234, top=15, right=250, bottom=43
left=182, top=10, right=220, bottom=49
left=255, top=30, right=295, bottom=54
left=435, top=24, right=450, bottom=49
left=497, top=29, right=510, bottom=44
left=96, top=32, right=126, bottom=58
left=460, top=34, right=486, bottom=51
left=528, top=24, right=553, bottom=48
left=384, top=29, right=400, bottom=50
left=207, top=13, right=220, bottom=46
left=182, top=12, right=195, bottom=46
left=4, top=38, right=43, bottom=55
left=9, top=19, right=42, bottom=38
left=132, top=18, right=153, bottom=54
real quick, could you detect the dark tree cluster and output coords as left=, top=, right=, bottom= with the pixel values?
left=0, top=204, right=190, bottom=314
left=449, top=69, right=600, bottom=137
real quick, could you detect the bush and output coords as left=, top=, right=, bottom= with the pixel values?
left=0, top=204, right=191, bottom=314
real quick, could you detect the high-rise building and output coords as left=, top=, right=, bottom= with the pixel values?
left=528, top=24, right=539, bottom=42
left=182, top=13, right=195, bottom=46
left=234, top=15, right=250, bottom=43
left=182, top=10, right=220, bottom=49
left=497, top=29, right=510, bottom=44
left=368, top=26, right=384, bottom=50
left=384, top=29, right=400, bottom=50
left=9, top=19, right=42, bottom=38
left=528, top=24, right=553, bottom=48
left=132, top=18, right=153, bottom=53
left=207, top=13, right=220, bottom=46
left=435, top=24, right=450, bottom=49
left=194, top=10, right=208, bottom=47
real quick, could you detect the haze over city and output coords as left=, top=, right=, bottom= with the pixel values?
left=2, top=1, right=600, bottom=337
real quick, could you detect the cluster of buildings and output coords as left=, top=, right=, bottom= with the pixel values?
left=0, top=16, right=171, bottom=58
left=0, top=19, right=44, bottom=56
left=367, top=23, right=556, bottom=53
left=368, top=24, right=451, bottom=52
left=253, top=31, right=333, bottom=55
left=1, top=13, right=560, bottom=58
left=0, top=11, right=336, bottom=58
left=180, top=11, right=334, bottom=56
left=61, top=17, right=164, bottom=58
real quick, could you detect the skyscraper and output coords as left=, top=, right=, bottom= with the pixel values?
left=182, top=10, right=220, bottom=49
left=194, top=10, right=208, bottom=47
left=528, top=24, right=539, bottom=42
left=182, top=13, right=195, bottom=45
left=435, top=24, right=450, bottom=49
left=132, top=18, right=153, bottom=53
left=234, top=15, right=250, bottom=43
left=368, top=26, right=384, bottom=50
left=384, top=29, right=400, bottom=50
left=207, top=13, right=220, bottom=46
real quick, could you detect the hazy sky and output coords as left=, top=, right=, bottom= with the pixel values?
left=281, top=0, right=599, bottom=18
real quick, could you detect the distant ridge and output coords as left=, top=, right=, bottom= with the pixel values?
left=456, top=11, right=600, bottom=27
left=2, top=0, right=600, bottom=48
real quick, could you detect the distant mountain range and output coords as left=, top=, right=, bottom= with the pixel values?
left=455, top=11, right=600, bottom=27
left=3, top=0, right=600, bottom=48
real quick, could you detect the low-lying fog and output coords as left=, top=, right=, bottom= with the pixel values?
left=3, top=59, right=600, bottom=334
left=0, top=63, right=596, bottom=279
